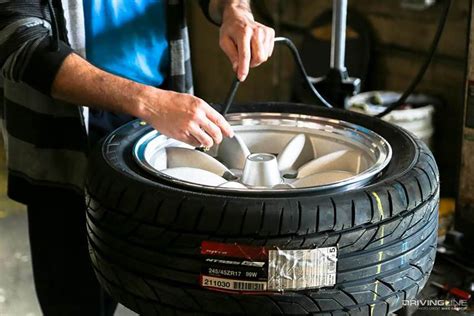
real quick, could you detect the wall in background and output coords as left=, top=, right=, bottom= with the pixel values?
left=457, top=2, right=474, bottom=237
left=187, top=0, right=470, bottom=196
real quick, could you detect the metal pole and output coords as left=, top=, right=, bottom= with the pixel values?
left=330, top=0, right=347, bottom=72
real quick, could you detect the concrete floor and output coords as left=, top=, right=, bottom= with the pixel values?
left=0, top=142, right=136, bottom=316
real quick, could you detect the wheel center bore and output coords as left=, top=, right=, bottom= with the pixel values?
left=241, top=153, right=282, bottom=187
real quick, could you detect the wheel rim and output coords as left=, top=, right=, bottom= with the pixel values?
left=133, top=112, right=392, bottom=192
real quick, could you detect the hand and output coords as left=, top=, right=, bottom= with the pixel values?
left=219, top=3, right=275, bottom=81
left=51, top=54, right=233, bottom=148
left=136, top=88, right=234, bottom=147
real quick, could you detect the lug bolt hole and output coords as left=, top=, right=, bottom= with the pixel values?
left=283, top=173, right=297, bottom=179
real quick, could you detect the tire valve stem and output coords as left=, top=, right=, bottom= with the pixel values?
left=196, top=146, right=210, bottom=152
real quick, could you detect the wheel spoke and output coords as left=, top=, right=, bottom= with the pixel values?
left=217, top=135, right=251, bottom=169
left=161, top=167, right=227, bottom=186
left=218, top=181, right=248, bottom=189
left=293, top=171, right=355, bottom=188
left=277, top=133, right=315, bottom=172
left=166, top=147, right=231, bottom=177
left=297, top=150, right=364, bottom=178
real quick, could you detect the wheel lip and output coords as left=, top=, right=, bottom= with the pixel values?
left=132, top=112, right=393, bottom=193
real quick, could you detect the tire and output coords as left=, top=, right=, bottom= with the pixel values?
left=86, top=103, right=439, bottom=316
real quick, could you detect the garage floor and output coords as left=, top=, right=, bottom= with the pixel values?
left=0, top=142, right=136, bottom=316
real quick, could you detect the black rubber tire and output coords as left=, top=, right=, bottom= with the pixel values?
left=86, top=103, right=439, bottom=316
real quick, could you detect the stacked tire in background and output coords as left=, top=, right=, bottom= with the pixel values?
left=86, top=103, right=439, bottom=315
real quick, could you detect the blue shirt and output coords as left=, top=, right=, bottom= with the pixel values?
left=83, top=0, right=169, bottom=87
left=83, top=0, right=169, bottom=143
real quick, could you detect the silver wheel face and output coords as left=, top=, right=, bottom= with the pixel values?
left=133, top=112, right=392, bottom=192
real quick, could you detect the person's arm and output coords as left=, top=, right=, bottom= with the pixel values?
left=0, top=1, right=74, bottom=95
left=0, top=1, right=232, bottom=148
left=52, top=53, right=233, bottom=147
left=202, top=0, right=275, bottom=81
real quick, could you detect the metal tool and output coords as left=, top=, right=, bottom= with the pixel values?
left=220, top=77, right=240, bottom=116
left=312, top=0, right=361, bottom=108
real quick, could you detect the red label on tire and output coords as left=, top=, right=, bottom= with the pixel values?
left=201, top=241, right=268, bottom=261
left=200, top=241, right=269, bottom=294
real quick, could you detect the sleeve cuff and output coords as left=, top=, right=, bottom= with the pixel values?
left=22, top=37, right=74, bottom=96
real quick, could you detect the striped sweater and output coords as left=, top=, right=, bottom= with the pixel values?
left=0, top=0, right=212, bottom=204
